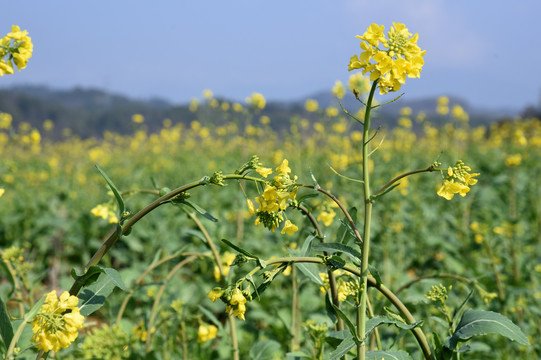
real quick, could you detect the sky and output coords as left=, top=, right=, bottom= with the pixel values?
left=2, top=0, right=540, bottom=111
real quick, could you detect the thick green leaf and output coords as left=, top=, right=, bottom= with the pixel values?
left=366, top=350, right=413, bottom=360
left=312, top=242, right=362, bottom=263
left=447, top=310, right=530, bottom=350
left=249, top=340, right=281, bottom=360
left=78, top=272, right=120, bottom=316
left=329, top=336, right=356, bottom=360
left=0, top=297, right=14, bottom=347
left=95, top=164, right=125, bottom=215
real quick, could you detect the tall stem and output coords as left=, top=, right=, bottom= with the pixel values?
left=358, top=80, right=378, bottom=360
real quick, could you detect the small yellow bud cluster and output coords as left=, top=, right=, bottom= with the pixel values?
left=348, top=23, right=425, bottom=94
left=425, top=284, right=451, bottom=307
left=437, top=160, right=479, bottom=200
left=207, top=286, right=252, bottom=320
left=319, top=271, right=358, bottom=302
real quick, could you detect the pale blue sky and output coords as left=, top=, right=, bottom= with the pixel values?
left=2, top=1, right=540, bottom=111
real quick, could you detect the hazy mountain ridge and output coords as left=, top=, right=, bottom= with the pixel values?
left=0, top=85, right=524, bottom=139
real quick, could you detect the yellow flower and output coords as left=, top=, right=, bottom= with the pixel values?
left=276, top=159, right=291, bottom=175
left=214, top=252, right=237, bottom=282
left=281, top=220, right=298, bottom=235
left=0, top=25, right=33, bottom=76
left=505, top=154, right=522, bottom=167
left=202, top=89, right=213, bottom=99
left=305, top=99, right=319, bottom=112
left=189, top=98, right=199, bottom=112
left=437, top=179, right=469, bottom=200
left=256, top=167, right=273, bottom=178
left=90, top=204, right=119, bottom=224
left=349, top=22, right=425, bottom=94
left=246, top=199, right=257, bottom=215
left=0, top=188, right=4, bottom=198
left=131, top=114, right=144, bottom=123
left=332, top=80, right=346, bottom=99
left=348, top=72, right=371, bottom=95
left=317, top=209, right=336, bottom=227
left=326, top=106, right=339, bottom=117
left=207, top=288, right=223, bottom=302
left=197, top=323, right=218, bottom=343
left=436, top=96, right=449, bottom=115
left=31, top=290, right=85, bottom=352
left=245, top=92, right=266, bottom=110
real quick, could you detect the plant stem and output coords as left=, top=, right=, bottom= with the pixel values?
left=358, top=79, right=378, bottom=360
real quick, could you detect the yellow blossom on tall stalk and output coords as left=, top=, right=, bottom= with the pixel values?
left=31, top=290, right=85, bottom=352
left=348, top=22, right=425, bottom=94
left=0, top=25, right=33, bottom=76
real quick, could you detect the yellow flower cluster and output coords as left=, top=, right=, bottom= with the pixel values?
left=245, top=92, right=266, bottom=110
left=31, top=290, right=85, bottom=352
left=437, top=160, right=479, bottom=200
left=319, top=271, right=358, bottom=301
left=248, top=159, right=298, bottom=235
left=197, top=323, right=218, bottom=343
left=207, top=286, right=250, bottom=320
left=0, top=25, right=33, bottom=76
left=213, top=252, right=237, bottom=282
left=90, top=203, right=119, bottom=223
left=348, top=23, right=425, bottom=94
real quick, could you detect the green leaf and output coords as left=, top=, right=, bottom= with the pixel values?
left=103, top=267, right=127, bottom=291
left=295, top=262, right=323, bottom=285
left=367, top=264, right=382, bottom=285
left=0, top=297, right=14, bottom=347
left=179, top=199, right=218, bottom=222
left=329, top=336, right=356, bottom=360
left=312, top=242, right=362, bottom=263
left=95, top=164, right=125, bottom=215
left=364, top=316, right=422, bottom=339
left=78, top=272, right=121, bottom=316
left=335, top=207, right=357, bottom=244
left=366, top=350, right=413, bottom=360
left=446, top=310, right=530, bottom=350
left=249, top=340, right=281, bottom=360
left=325, top=292, right=337, bottom=323
left=296, top=192, right=319, bottom=205
left=71, top=265, right=104, bottom=287
left=221, top=239, right=259, bottom=259
left=332, top=304, right=360, bottom=344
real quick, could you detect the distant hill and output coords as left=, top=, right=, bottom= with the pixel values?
left=0, top=85, right=523, bottom=139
